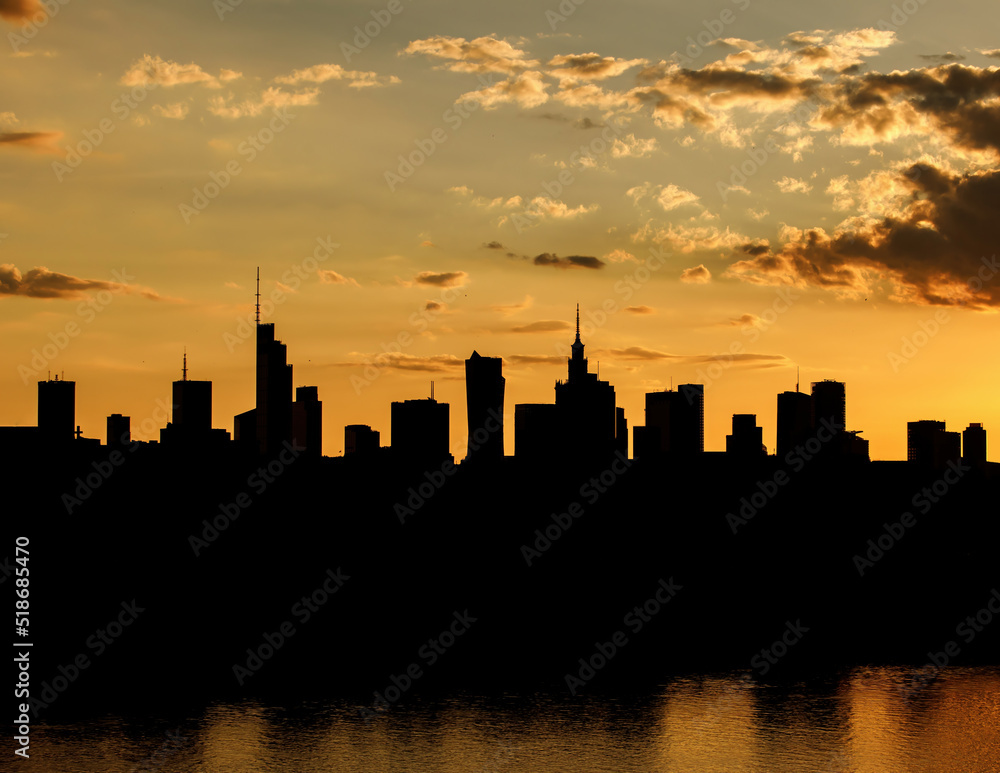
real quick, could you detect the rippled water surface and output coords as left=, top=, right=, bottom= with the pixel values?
left=28, top=666, right=1000, bottom=772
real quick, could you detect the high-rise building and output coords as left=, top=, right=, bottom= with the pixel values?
left=963, top=422, right=987, bottom=469
left=107, top=414, right=131, bottom=449
left=345, top=424, right=380, bottom=457
left=162, top=354, right=231, bottom=448
left=38, top=376, right=75, bottom=442
left=391, top=397, right=450, bottom=465
left=465, top=351, right=505, bottom=463
left=247, top=271, right=294, bottom=456
left=726, top=414, right=765, bottom=459
left=811, top=380, right=846, bottom=432
left=776, top=390, right=812, bottom=459
left=907, top=420, right=946, bottom=465
left=256, top=321, right=293, bottom=456
left=172, top=352, right=212, bottom=434
left=554, top=306, right=617, bottom=462
left=292, top=386, right=323, bottom=458
left=643, top=384, right=704, bottom=456
left=615, top=407, right=628, bottom=458
left=514, top=403, right=558, bottom=462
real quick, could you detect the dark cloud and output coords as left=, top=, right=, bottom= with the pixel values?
left=505, top=354, right=566, bottom=365
left=0, top=265, right=159, bottom=300
left=425, top=300, right=445, bottom=311
left=0, top=131, right=61, bottom=153
left=329, top=353, right=463, bottom=373
left=532, top=253, right=604, bottom=269
left=511, top=320, right=572, bottom=333
left=816, top=64, right=1000, bottom=154
left=0, top=0, right=41, bottom=22
left=605, top=346, right=674, bottom=360
left=726, top=164, right=1000, bottom=308
left=414, top=270, right=468, bottom=287
left=919, top=52, right=966, bottom=63
left=624, top=305, right=655, bottom=314
left=482, top=241, right=505, bottom=249
left=546, top=53, right=645, bottom=81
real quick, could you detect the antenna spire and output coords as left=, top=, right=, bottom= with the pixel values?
left=575, top=303, right=580, bottom=342
left=255, top=267, right=261, bottom=325
left=182, top=348, right=188, bottom=381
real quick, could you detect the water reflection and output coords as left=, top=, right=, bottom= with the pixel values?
left=29, top=666, right=1000, bottom=773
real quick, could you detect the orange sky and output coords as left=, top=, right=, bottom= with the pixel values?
left=2, top=0, right=999, bottom=460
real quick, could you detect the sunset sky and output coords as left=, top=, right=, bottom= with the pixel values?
left=2, top=0, right=999, bottom=459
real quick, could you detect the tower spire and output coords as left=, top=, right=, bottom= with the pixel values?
left=182, top=348, right=188, bottom=381
left=575, top=303, right=580, bottom=343
left=255, top=267, right=261, bottom=325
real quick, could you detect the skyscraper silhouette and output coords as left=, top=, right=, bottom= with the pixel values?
left=38, top=376, right=75, bottom=443
left=391, top=396, right=450, bottom=466
left=963, top=422, right=987, bottom=470
left=811, top=380, right=846, bottom=431
left=726, top=413, right=765, bottom=459
left=554, top=305, right=617, bottom=462
left=253, top=271, right=293, bottom=456
left=777, top=389, right=812, bottom=459
left=642, top=384, right=704, bottom=457
left=292, top=386, right=323, bottom=458
left=465, top=351, right=505, bottom=463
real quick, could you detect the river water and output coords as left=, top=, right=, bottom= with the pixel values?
left=26, top=666, right=1000, bottom=772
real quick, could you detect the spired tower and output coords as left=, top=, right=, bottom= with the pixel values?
left=554, top=305, right=618, bottom=463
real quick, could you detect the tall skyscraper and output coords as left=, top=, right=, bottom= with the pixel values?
left=726, top=414, right=765, bottom=459
left=465, top=351, right=505, bottom=463
left=643, top=384, right=704, bottom=456
left=391, top=396, right=450, bottom=465
left=292, top=385, right=323, bottom=458
left=963, top=422, right=987, bottom=469
left=172, top=352, right=212, bottom=434
left=514, top=403, right=558, bottom=462
left=345, top=424, right=380, bottom=457
left=907, top=420, right=945, bottom=464
left=38, top=376, right=75, bottom=442
left=255, top=271, right=293, bottom=456
left=907, top=420, right=959, bottom=468
left=107, top=414, right=131, bottom=449
left=811, top=380, right=846, bottom=431
left=776, top=389, right=812, bottom=459
left=554, top=306, right=617, bottom=462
